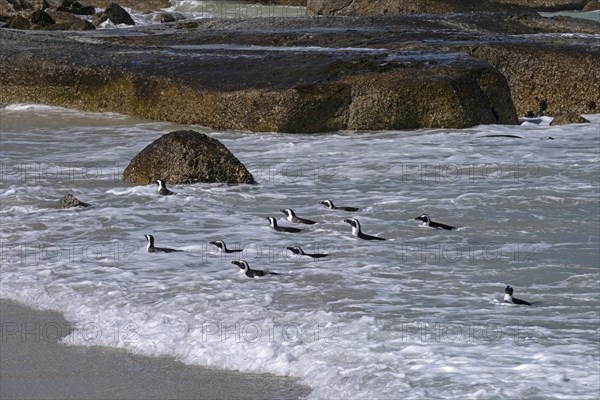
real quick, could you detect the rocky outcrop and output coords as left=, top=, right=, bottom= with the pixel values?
left=492, top=0, right=589, bottom=9
left=0, top=28, right=518, bottom=132
left=306, top=0, right=589, bottom=15
left=1, top=1, right=139, bottom=30
left=469, top=42, right=598, bottom=124
left=92, top=3, right=134, bottom=25
left=60, top=193, right=92, bottom=208
left=582, top=1, right=600, bottom=11
left=122, top=130, right=254, bottom=185
left=5, top=7, right=95, bottom=29
left=47, top=9, right=95, bottom=29
left=30, top=9, right=53, bottom=25
left=1, top=13, right=597, bottom=131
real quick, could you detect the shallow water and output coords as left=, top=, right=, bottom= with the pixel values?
left=1, top=104, right=599, bottom=399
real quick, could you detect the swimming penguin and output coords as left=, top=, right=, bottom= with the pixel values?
left=286, top=246, right=328, bottom=259
left=320, top=199, right=359, bottom=212
left=267, top=217, right=303, bottom=233
left=281, top=208, right=316, bottom=225
left=156, top=180, right=174, bottom=195
left=414, top=214, right=456, bottom=231
left=210, top=240, right=243, bottom=253
left=504, top=285, right=531, bottom=305
left=231, top=260, right=280, bottom=278
left=343, top=218, right=386, bottom=241
left=144, top=234, right=183, bottom=253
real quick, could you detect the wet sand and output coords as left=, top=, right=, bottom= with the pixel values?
left=0, top=298, right=310, bottom=400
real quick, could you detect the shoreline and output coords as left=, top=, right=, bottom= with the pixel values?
left=0, top=298, right=311, bottom=400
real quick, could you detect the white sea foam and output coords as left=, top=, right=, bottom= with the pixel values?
left=0, top=105, right=599, bottom=399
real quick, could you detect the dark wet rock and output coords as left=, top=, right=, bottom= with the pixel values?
left=122, top=130, right=254, bottom=185
left=57, top=0, right=96, bottom=15
left=582, top=1, right=600, bottom=11
left=158, top=12, right=175, bottom=23
left=93, top=2, right=134, bottom=26
left=60, top=193, right=92, bottom=208
left=30, top=9, right=53, bottom=25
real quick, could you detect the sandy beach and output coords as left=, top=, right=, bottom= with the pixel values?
left=0, top=298, right=310, bottom=400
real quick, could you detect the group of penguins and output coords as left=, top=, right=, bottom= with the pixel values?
left=149, top=180, right=531, bottom=305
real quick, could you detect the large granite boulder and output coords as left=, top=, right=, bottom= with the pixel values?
left=344, top=58, right=518, bottom=130
left=122, top=130, right=254, bottom=185
left=470, top=42, right=599, bottom=123
left=47, top=9, right=96, bottom=29
left=306, top=0, right=589, bottom=15
left=582, top=1, right=600, bottom=11
left=492, top=0, right=589, bottom=9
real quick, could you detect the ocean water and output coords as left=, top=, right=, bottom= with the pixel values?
left=94, top=0, right=306, bottom=27
left=1, top=104, right=598, bottom=399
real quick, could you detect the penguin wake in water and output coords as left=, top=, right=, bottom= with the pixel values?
left=320, top=199, right=359, bottom=212
left=286, top=246, right=328, bottom=259
left=343, top=218, right=386, bottom=241
left=267, top=217, right=303, bottom=233
left=414, top=214, right=456, bottom=231
left=231, top=260, right=280, bottom=278
left=156, top=179, right=174, bottom=195
left=281, top=208, right=317, bottom=225
left=144, top=234, right=183, bottom=253
left=210, top=240, right=243, bottom=253
left=504, top=285, right=531, bottom=305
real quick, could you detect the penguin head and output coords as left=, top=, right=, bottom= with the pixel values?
left=144, top=234, right=154, bottom=245
left=281, top=208, right=295, bottom=218
left=320, top=200, right=334, bottom=209
left=415, top=214, right=430, bottom=224
left=232, top=260, right=249, bottom=270
left=286, top=246, right=302, bottom=255
left=343, top=218, right=360, bottom=228
left=210, top=240, right=225, bottom=250
left=343, top=218, right=361, bottom=236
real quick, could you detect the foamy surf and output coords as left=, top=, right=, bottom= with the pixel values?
left=1, top=105, right=598, bottom=399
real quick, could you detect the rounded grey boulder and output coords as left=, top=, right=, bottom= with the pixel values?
left=122, top=130, right=254, bottom=185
